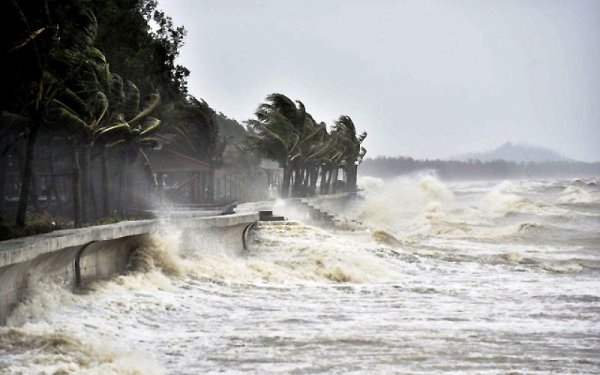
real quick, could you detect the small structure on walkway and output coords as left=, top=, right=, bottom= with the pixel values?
left=145, top=147, right=213, bottom=204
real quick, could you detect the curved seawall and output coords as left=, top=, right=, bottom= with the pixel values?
left=0, top=212, right=258, bottom=324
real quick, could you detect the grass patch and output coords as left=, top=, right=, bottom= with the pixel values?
left=0, top=220, right=61, bottom=241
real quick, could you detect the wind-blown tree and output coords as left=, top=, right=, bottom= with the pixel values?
left=305, top=122, right=337, bottom=195
left=2, top=2, right=99, bottom=227
left=0, top=114, right=28, bottom=220
left=91, top=57, right=128, bottom=217
left=217, top=112, right=260, bottom=177
left=94, top=83, right=161, bottom=214
left=294, top=117, right=332, bottom=196
left=172, top=98, right=219, bottom=160
left=248, top=93, right=311, bottom=197
left=167, top=97, right=220, bottom=202
left=90, top=0, right=189, bottom=105
left=0, top=0, right=201, bottom=234
left=248, top=93, right=368, bottom=197
left=49, top=65, right=109, bottom=226
left=49, top=46, right=118, bottom=225
left=332, top=115, right=367, bottom=192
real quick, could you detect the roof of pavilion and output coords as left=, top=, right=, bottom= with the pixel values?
left=146, top=147, right=210, bottom=173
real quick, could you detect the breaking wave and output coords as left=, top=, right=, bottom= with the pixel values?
left=353, top=173, right=454, bottom=231
left=2, top=176, right=599, bottom=374
left=558, top=185, right=600, bottom=206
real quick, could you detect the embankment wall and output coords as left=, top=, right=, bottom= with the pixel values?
left=0, top=213, right=258, bottom=324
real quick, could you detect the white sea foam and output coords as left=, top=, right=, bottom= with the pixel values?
left=558, top=185, right=600, bottom=205
left=2, top=178, right=599, bottom=374
left=3, top=279, right=165, bottom=374
left=352, top=173, right=454, bottom=232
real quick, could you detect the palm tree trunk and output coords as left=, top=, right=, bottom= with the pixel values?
left=101, top=147, right=110, bottom=217
left=330, top=168, right=339, bottom=194
left=293, top=167, right=304, bottom=197
left=303, top=168, right=310, bottom=196
left=281, top=166, right=291, bottom=198
left=0, top=154, right=7, bottom=218
left=89, top=180, right=98, bottom=221
left=30, top=173, right=40, bottom=213
left=208, top=165, right=215, bottom=203
left=324, top=168, right=329, bottom=194
left=319, top=167, right=327, bottom=195
left=48, top=138, right=64, bottom=217
left=350, top=164, right=358, bottom=192
left=71, top=140, right=82, bottom=228
left=117, top=168, right=124, bottom=215
left=15, top=126, right=39, bottom=227
left=80, top=144, right=91, bottom=223
left=309, top=166, right=319, bottom=196
left=117, top=150, right=129, bottom=215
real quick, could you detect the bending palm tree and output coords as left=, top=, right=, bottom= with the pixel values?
left=332, top=115, right=367, bottom=192
left=5, top=4, right=98, bottom=227
left=94, top=82, right=161, bottom=213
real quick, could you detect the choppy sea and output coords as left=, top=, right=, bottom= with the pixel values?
left=1, top=175, right=599, bottom=374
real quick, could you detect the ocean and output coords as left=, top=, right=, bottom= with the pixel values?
left=1, top=175, right=599, bottom=374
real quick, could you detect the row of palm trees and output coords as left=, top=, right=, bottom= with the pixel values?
left=2, top=4, right=368, bottom=230
left=3, top=8, right=164, bottom=228
left=247, top=93, right=367, bottom=198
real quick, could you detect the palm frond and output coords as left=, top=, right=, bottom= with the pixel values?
left=123, top=81, right=140, bottom=119
left=140, top=116, right=161, bottom=136
left=129, top=93, right=160, bottom=125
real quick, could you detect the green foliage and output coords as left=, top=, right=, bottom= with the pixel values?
left=94, top=81, right=162, bottom=161
left=0, top=216, right=63, bottom=241
left=168, top=97, right=219, bottom=161
left=249, top=93, right=367, bottom=169
left=1, top=0, right=183, bottom=229
left=216, top=112, right=247, bottom=142
left=2, top=1, right=99, bottom=118
left=89, top=0, right=189, bottom=103
left=248, top=93, right=368, bottom=196
left=333, top=115, right=367, bottom=165
left=92, top=215, right=149, bottom=225
left=1, top=0, right=369, bottom=229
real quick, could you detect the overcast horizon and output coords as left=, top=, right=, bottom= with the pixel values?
left=159, top=0, right=600, bottom=162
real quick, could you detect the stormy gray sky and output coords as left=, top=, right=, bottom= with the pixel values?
left=159, top=0, right=600, bottom=161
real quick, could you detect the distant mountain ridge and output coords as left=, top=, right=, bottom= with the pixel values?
left=454, top=142, right=570, bottom=163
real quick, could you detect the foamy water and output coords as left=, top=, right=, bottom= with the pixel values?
left=1, top=176, right=599, bottom=374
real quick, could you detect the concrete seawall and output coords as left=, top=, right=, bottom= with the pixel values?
left=0, top=194, right=355, bottom=324
left=0, top=212, right=258, bottom=324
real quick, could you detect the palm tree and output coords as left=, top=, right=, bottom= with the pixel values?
left=249, top=93, right=315, bottom=197
left=332, top=115, right=367, bottom=192
left=50, top=48, right=111, bottom=225
left=290, top=114, right=330, bottom=196
left=4, top=4, right=98, bottom=227
left=168, top=96, right=220, bottom=202
left=92, top=58, right=127, bottom=217
left=249, top=94, right=368, bottom=197
left=50, top=90, right=107, bottom=226
left=94, top=82, right=161, bottom=214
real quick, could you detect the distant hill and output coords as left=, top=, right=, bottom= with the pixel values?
left=454, top=142, right=570, bottom=163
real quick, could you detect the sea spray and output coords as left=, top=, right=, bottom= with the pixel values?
left=1, top=178, right=598, bottom=374
left=0, top=325, right=164, bottom=374
left=558, top=185, right=600, bottom=205
left=352, top=173, right=454, bottom=232
left=478, top=183, right=529, bottom=218
left=6, top=279, right=80, bottom=327
left=3, top=285, right=165, bottom=374
left=244, top=222, right=401, bottom=283
left=130, top=232, right=186, bottom=277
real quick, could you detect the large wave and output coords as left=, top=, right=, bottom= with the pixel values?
left=3, top=177, right=598, bottom=374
